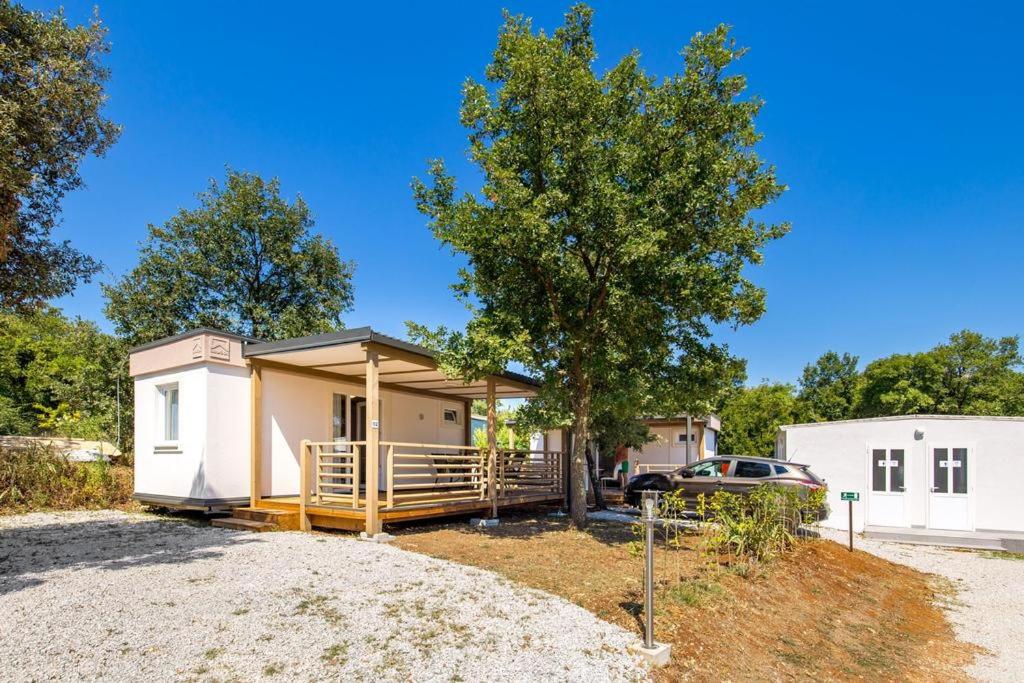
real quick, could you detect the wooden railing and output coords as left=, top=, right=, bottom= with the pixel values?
left=299, top=441, right=565, bottom=517
left=305, top=441, right=365, bottom=509
left=384, top=442, right=486, bottom=509
left=497, top=449, right=563, bottom=498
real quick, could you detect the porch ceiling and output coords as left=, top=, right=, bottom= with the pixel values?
left=242, top=327, right=538, bottom=400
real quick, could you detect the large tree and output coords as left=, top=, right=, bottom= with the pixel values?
left=104, top=170, right=355, bottom=344
left=798, top=351, right=860, bottom=421
left=853, top=330, right=1022, bottom=418
left=411, top=6, right=786, bottom=526
left=0, top=3, right=120, bottom=308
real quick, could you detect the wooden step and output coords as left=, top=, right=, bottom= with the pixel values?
left=233, top=507, right=300, bottom=530
left=211, top=517, right=277, bottom=533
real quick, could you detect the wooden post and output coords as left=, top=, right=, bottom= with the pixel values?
left=486, top=377, right=497, bottom=518
left=365, top=348, right=381, bottom=536
left=250, top=363, right=262, bottom=508
left=463, top=399, right=473, bottom=447
left=299, top=439, right=311, bottom=531
left=386, top=444, right=395, bottom=509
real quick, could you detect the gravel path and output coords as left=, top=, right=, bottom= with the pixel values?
left=820, top=529, right=1023, bottom=682
left=0, top=511, right=647, bottom=682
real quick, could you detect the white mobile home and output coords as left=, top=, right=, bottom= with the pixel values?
left=776, top=415, right=1024, bottom=547
left=130, top=327, right=565, bottom=536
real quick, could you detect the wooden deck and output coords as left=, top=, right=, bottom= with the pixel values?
left=254, top=491, right=564, bottom=531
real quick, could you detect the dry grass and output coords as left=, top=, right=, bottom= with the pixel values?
left=0, top=443, right=137, bottom=514
left=393, top=509, right=976, bottom=681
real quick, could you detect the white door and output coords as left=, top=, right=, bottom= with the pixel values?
left=928, top=446, right=972, bottom=531
left=867, top=447, right=909, bottom=527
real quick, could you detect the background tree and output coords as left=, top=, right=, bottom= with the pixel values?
left=852, top=352, right=939, bottom=417
left=411, top=6, right=787, bottom=526
left=0, top=3, right=120, bottom=308
left=798, top=351, right=859, bottom=421
left=0, top=307, right=129, bottom=446
left=716, top=383, right=808, bottom=456
left=104, top=170, right=355, bottom=344
left=932, top=330, right=1021, bottom=414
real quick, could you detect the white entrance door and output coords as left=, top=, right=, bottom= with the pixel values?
left=928, top=447, right=972, bottom=531
left=867, top=447, right=909, bottom=527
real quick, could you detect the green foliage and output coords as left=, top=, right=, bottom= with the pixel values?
left=0, top=441, right=133, bottom=512
left=853, top=330, right=1022, bottom=418
left=103, top=169, right=355, bottom=345
left=0, top=3, right=120, bottom=308
left=703, top=484, right=814, bottom=563
left=411, top=6, right=786, bottom=524
left=799, top=351, right=860, bottom=421
left=665, top=577, right=724, bottom=607
left=717, top=383, right=808, bottom=455
left=0, top=307, right=128, bottom=445
left=719, top=330, right=1024, bottom=451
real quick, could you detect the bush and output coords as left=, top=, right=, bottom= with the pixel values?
left=701, top=484, right=818, bottom=563
left=0, top=442, right=134, bottom=513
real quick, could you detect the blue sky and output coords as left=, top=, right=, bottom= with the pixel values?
left=29, top=1, right=1024, bottom=385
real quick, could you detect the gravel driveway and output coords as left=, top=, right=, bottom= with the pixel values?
left=820, top=529, right=1023, bottom=682
left=0, top=511, right=647, bottom=682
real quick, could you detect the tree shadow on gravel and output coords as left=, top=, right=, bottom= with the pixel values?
left=0, top=514, right=256, bottom=597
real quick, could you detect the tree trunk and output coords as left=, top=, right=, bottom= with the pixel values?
left=585, top=441, right=607, bottom=510
left=569, top=389, right=591, bottom=528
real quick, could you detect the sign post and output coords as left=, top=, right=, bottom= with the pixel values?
left=840, top=491, right=859, bottom=551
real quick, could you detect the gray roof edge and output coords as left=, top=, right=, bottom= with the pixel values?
left=128, top=328, right=262, bottom=354
left=780, top=414, right=1024, bottom=430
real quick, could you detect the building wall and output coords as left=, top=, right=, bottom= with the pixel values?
left=259, top=368, right=471, bottom=496
left=133, top=365, right=210, bottom=500
left=779, top=417, right=1024, bottom=533
left=627, top=422, right=715, bottom=472
left=202, top=364, right=252, bottom=501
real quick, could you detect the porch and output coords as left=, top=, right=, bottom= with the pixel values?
left=239, top=327, right=566, bottom=535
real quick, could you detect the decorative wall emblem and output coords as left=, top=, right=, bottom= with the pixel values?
left=191, top=337, right=204, bottom=359
left=209, top=337, right=230, bottom=361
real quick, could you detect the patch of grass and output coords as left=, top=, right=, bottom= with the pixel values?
left=981, top=549, right=1024, bottom=561
left=664, top=578, right=724, bottom=607
left=262, top=662, right=285, bottom=676
left=321, top=642, right=349, bottom=665
left=0, top=442, right=134, bottom=513
left=202, top=647, right=222, bottom=661
left=231, top=607, right=250, bottom=616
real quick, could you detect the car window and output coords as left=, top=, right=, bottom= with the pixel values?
left=773, top=464, right=788, bottom=475
left=690, top=460, right=730, bottom=478
left=734, top=461, right=772, bottom=478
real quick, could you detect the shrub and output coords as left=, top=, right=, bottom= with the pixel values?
left=704, top=484, right=816, bottom=563
left=0, top=442, right=134, bottom=513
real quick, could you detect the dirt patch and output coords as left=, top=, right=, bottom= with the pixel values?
left=393, top=510, right=976, bottom=681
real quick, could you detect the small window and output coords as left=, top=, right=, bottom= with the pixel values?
left=734, top=461, right=772, bottom=478
left=676, top=432, right=696, bottom=443
left=773, top=464, right=788, bottom=475
left=158, top=383, right=179, bottom=442
left=332, top=394, right=347, bottom=440
left=442, top=407, right=461, bottom=426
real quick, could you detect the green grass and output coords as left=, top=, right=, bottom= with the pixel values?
left=981, top=550, right=1024, bottom=561
left=0, top=442, right=133, bottom=513
left=664, top=578, right=725, bottom=607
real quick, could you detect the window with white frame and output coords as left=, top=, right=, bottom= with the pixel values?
left=442, top=406, right=461, bottom=426
left=158, top=383, right=179, bottom=442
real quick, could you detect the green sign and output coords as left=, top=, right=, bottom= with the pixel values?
left=840, top=491, right=859, bottom=502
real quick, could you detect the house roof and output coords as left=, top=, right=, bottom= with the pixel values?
left=241, top=326, right=539, bottom=400
left=779, top=414, right=1024, bottom=430
left=127, top=327, right=261, bottom=354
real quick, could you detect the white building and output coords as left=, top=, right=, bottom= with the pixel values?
left=130, top=327, right=564, bottom=534
left=776, top=415, right=1024, bottom=548
left=625, top=415, right=720, bottom=474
